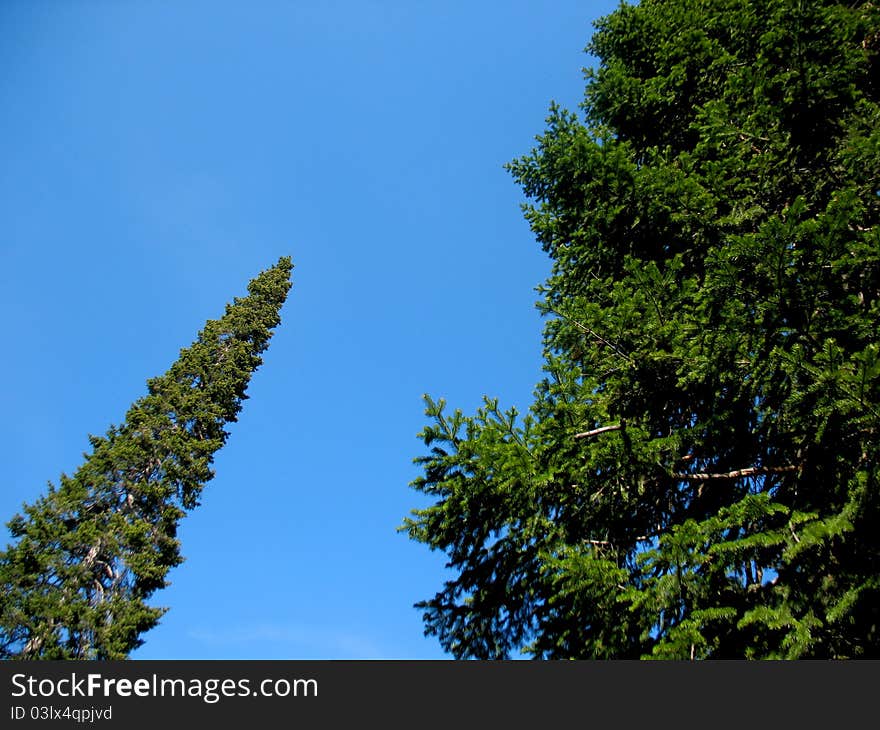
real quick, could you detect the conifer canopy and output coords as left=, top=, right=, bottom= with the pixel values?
left=404, top=0, right=880, bottom=658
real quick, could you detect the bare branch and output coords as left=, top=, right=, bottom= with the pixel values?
left=673, top=465, right=801, bottom=481
left=574, top=423, right=624, bottom=440
left=584, top=535, right=648, bottom=546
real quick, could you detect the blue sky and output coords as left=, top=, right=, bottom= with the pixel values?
left=0, top=0, right=619, bottom=659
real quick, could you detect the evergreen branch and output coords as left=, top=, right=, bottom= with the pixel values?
left=550, top=309, right=634, bottom=364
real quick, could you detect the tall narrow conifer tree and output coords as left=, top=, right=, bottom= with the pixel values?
left=0, top=257, right=293, bottom=659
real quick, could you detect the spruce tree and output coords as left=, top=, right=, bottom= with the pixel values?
left=0, top=257, right=293, bottom=659
left=404, top=0, right=880, bottom=658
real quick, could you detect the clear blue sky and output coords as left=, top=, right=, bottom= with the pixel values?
left=0, top=0, right=619, bottom=659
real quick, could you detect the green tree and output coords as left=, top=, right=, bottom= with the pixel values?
left=0, top=257, right=293, bottom=659
left=403, top=0, right=880, bottom=659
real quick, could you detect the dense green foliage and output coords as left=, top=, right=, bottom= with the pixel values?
left=404, top=0, right=880, bottom=658
left=0, top=257, right=292, bottom=659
